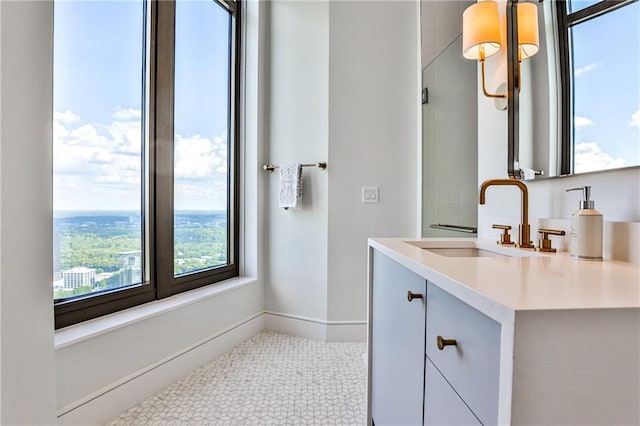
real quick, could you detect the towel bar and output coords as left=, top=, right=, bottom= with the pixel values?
left=263, top=162, right=327, bottom=173
left=429, top=224, right=478, bottom=234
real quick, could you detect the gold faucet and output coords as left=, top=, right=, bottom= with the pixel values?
left=479, top=179, right=534, bottom=248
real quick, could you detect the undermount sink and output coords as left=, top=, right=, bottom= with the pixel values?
left=404, top=239, right=541, bottom=258
left=424, top=247, right=506, bottom=258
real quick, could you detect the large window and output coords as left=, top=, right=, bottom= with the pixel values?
left=557, top=0, right=639, bottom=174
left=53, top=0, right=240, bottom=328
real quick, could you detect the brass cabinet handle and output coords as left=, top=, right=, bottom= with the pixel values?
left=437, top=335, right=457, bottom=350
left=407, top=291, right=423, bottom=302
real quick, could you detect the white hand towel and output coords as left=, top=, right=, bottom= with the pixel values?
left=522, top=168, right=536, bottom=180
left=279, top=164, right=303, bottom=209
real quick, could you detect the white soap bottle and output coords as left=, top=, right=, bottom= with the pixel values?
left=566, top=186, right=603, bottom=260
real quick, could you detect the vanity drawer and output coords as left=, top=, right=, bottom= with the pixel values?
left=425, top=282, right=501, bottom=425
left=424, top=357, right=481, bottom=426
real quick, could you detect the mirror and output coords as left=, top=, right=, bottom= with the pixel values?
left=510, top=0, right=640, bottom=180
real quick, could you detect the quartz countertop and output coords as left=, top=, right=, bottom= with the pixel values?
left=369, top=238, right=640, bottom=317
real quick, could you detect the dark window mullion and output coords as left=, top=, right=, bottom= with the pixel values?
left=557, top=0, right=573, bottom=175
left=230, top=5, right=241, bottom=272
left=154, top=0, right=177, bottom=299
left=227, top=11, right=235, bottom=267
left=55, top=286, right=156, bottom=329
left=566, top=0, right=636, bottom=25
left=143, top=0, right=155, bottom=292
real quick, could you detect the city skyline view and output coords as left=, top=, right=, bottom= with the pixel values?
left=53, top=210, right=228, bottom=299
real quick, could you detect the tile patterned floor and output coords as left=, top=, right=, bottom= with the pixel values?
left=106, top=331, right=367, bottom=425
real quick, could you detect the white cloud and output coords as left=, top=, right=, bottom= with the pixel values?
left=109, top=120, right=142, bottom=154
left=174, top=132, right=227, bottom=180
left=575, top=62, right=600, bottom=77
left=53, top=109, right=143, bottom=207
left=574, top=142, right=626, bottom=173
left=629, top=109, right=640, bottom=127
left=53, top=108, right=229, bottom=210
left=53, top=120, right=70, bottom=141
left=172, top=132, right=228, bottom=209
left=68, top=124, right=112, bottom=147
left=574, top=116, right=593, bottom=128
left=112, top=107, right=142, bottom=121
left=54, top=110, right=81, bottom=124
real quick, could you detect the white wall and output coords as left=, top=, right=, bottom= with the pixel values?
left=265, top=0, right=420, bottom=338
left=327, top=1, right=419, bottom=325
left=265, top=0, right=330, bottom=334
left=0, top=1, right=58, bottom=424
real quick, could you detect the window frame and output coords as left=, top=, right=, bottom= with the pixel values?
left=54, top=0, right=241, bottom=329
left=556, top=0, right=638, bottom=175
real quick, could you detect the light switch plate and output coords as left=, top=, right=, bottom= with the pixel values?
left=362, top=186, right=379, bottom=203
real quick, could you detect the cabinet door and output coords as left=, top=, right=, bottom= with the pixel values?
left=424, top=358, right=481, bottom=426
left=425, top=282, right=500, bottom=425
left=371, top=251, right=426, bottom=426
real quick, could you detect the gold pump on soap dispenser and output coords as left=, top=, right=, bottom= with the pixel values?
left=566, top=186, right=603, bottom=261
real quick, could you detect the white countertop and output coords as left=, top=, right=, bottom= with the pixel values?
left=369, top=238, right=640, bottom=315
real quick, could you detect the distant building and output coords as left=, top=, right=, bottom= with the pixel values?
left=63, top=267, right=96, bottom=289
left=119, top=250, right=142, bottom=287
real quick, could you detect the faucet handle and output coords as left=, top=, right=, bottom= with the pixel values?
left=537, top=228, right=566, bottom=253
left=492, top=224, right=515, bottom=246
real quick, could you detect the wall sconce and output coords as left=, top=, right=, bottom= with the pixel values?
left=517, top=2, right=539, bottom=61
left=463, top=1, right=503, bottom=100
left=462, top=1, right=539, bottom=109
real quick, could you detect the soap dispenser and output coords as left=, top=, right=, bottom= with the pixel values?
left=566, top=186, right=603, bottom=260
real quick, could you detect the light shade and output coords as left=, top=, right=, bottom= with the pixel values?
left=463, top=1, right=502, bottom=60
left=518, top=2, right=539, bottom=59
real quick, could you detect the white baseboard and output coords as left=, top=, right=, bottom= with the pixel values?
left=57, top=313, right=264, bottom=426
left=264, top=311, right=366, bottom=342
left=264, top=311, right=328, bottom=341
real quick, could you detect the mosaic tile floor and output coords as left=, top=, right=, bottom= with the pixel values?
left=106, top=331, right=367, bottom=426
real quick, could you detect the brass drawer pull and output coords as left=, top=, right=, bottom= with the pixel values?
left=437, top=335, right=457, bottom=350
left=407, top=291, right=423, bottom=302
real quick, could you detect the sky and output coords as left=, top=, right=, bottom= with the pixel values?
left=570, top=0, right=640, bottom=173
left=53, top=0, right=231, bottom=211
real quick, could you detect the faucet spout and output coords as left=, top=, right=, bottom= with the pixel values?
left=479, top=179, right=533, bottom=248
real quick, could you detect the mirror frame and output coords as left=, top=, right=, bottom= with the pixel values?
left=507, top=0, right=521, bottom=179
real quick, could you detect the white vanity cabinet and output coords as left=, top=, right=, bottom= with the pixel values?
left=370, top=250, right=498, bottom=425
left=368, top=241, right=640, bottom=426
left=370, top=250, right=426, bottom=425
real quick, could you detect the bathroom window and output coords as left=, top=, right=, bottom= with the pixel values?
left=557, top=0, right=639, bottom=174
left=53, top=0, right=240, bottom=328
